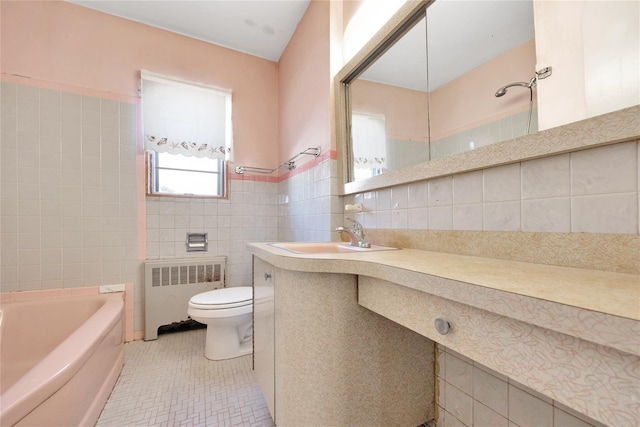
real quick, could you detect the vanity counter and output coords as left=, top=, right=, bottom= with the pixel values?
left=249, top=242, right=640, bottom=426
left=248, top=242, right=639, bottom=355
left=250, top=242, right=639, bottom=425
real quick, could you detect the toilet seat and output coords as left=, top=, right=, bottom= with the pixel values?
left=189, top=287, right=252, bottom=310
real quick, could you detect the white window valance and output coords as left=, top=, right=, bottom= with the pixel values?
left=351, top=113, right=387, bottom=170
left=141, top=71, right=233, bottom=161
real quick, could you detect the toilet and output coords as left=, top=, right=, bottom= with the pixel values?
left=187, top=286, right=253, bottom=361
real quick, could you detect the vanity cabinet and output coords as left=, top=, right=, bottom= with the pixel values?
left=252, top=256, right=435, bottom=427
left=252, top=257, right=275, bottom=417
left=249, top=242, right=639, bottom=426
left=358, top=275, right=640, bottom=426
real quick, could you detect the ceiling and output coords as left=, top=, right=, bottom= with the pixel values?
left=67, top=0, right=311, bottom=61
left=360, top=0, right=534, bottom=92
left=68, top=0, right=534, bottom=90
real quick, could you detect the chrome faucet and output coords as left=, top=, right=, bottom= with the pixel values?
left=335, top=218, right=370, bottom=248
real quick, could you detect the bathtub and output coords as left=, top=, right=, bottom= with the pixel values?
left=0, top=293, right=124, bottom=427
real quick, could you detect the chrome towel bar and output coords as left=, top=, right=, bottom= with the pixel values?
left=235, top=147, right=320, bottom=175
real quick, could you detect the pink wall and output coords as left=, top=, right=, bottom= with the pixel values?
left=430, top=38, right=536, bottom=140
left=277, top=0, right=331, bottom=163
left=347, top=39, right=535, bottom=144
left=1, top=0, right=278, bottom=169
left=351, top=79, right=428, bottom=142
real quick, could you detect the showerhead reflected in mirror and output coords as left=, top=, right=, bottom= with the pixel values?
left=494, top=74, right=538, bottom=135
left=346, top=0, right=536, bottom=182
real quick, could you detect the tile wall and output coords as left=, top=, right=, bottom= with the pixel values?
left=345, top=140, right=640, bottom=235
left=145, top=155, right=342, bottom=283
left=365, top=110, right=539, bottom=177
left=386, top=138, right=431, bottom=172
left=430, top=109, right=539, bottom=161
left=436, top=345, right=606, bottom=427
left=277, top=157, right=343, bottom=242
left=145, top=178, right=279, bottom=289
left=0, top=80, right=337, bottom=334
left=1, top=82, right=138, bottom=293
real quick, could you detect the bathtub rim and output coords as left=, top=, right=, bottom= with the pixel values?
left=0, top=293, right=124, bottom=426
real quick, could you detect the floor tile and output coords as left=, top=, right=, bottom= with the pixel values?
left=97, top=329, right=274, bottom=427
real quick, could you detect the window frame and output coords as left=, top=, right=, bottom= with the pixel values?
left=141, top=71, right=232, bottom=199
left=145, top=150, right=229, bottom=199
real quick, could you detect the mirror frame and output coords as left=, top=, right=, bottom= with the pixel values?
left=335, top=0, right=640, bottom=196
left=335, top=1, right=431, bottom=194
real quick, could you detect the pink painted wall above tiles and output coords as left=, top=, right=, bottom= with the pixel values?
left=351, top=79, right=429, bottom=142
left=0, top=0, right=278, bottom=169
left=349, top=39, right=535, bottom=145
left=429, top=38, right=537, bottom=140
left=277, top=0, right=331, bottom=163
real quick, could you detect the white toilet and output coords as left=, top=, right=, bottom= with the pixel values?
left=187, top=286, right=253, bottom=361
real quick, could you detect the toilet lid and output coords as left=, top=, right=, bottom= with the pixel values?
left=190, top=287, right=252, bottom=310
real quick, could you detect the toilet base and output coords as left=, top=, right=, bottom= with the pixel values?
left=204, top=324, right=253, bottom=361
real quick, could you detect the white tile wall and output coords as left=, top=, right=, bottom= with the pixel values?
left=521, top=154, right=571, bottom=199
left=436, top=345, right=606, bottom=427
left=4, top=80, right=637, bottom=342
left=453, top=171, right=483, bottom=205
left=430, top=109, right=539, bottom=161
left=483, top=163, right=521, bottom=203
left=277, top=158, right=343, bottom=242
left=344, top=140, right=640, bottom=234
left=145, top=179, right=279, bottom=288
left=1, top=82, right=138, bottom=293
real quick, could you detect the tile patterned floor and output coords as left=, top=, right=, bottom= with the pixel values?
left=97, top=329, right=275, bottom=427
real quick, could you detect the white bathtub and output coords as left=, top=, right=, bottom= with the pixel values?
left=0, top=293, right=124, bottom=426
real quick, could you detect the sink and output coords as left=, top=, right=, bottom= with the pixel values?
left=268, top=242, right=398, bottom=254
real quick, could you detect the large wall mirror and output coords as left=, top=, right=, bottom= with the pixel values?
left=348, top=0, right=535, bottom=181
left=337, top=0, right=640, bottom=194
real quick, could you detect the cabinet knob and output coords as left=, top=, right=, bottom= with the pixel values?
left=264, top=272, right=272, bottom=280
left=434, top=317, right=450, bottom=335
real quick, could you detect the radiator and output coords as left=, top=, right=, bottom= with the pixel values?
left=144, top=256, right=226, bottom=340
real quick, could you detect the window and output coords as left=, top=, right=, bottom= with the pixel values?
left=142, top=71, right=232, bottom=197
left=351, top=113, right=387, bottom=180
left=147, top=152, right=225, bottom=197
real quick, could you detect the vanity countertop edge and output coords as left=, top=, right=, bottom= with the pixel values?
left=248, top=242, right=640, bottom=356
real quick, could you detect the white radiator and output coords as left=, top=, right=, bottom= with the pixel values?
left=144, top=256, right=226, bottom=340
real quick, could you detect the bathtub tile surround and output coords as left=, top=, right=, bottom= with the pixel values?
left=97, top=329, right=274, bottom=427
left=1, top=77, right=340, bottom=339
left=436, top=346, right=607, bottom=427
left=0, top=81, right=139, bottom=293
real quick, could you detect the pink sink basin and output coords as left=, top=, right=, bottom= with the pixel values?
left=268, top=242, right=398, bottom=254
